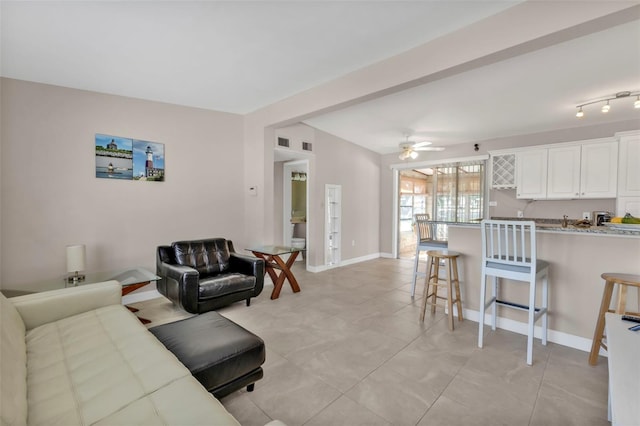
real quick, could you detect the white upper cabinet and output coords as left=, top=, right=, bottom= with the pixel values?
left=547, top=145, right=581, bottom=199
left=580, top=140, right=618, bottom=198
left=514, top=138, right=618, bottom=200
left=617, top=131, right=640, bottom=197
left=516, top=149, right=548, bottom=199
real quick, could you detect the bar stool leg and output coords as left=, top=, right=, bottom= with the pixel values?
left=452, top=257, right=463, bottom=322
left=411, top=243, right=421, bottom=297
left=446, top=258, right=454, bottom=331
left=491, top=276, right=498, bottom=331
left=431, top=257, right=440, bottom=315
left=589, top=281, right=615, bottom=365
left=478, top=267, right=487, bottom=348
left=616, top=285, right=628, bottom=314
left=527, top=274, right=536, bottom=366
left=541, top=271, right=548, bottom=346
left=419, top=255, right=434, bottom=322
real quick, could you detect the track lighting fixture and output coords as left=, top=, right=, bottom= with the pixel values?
left=575, top=90, right=639, bottom=118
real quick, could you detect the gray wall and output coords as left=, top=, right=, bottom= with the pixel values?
left=1, top=78, right=244, bottom=287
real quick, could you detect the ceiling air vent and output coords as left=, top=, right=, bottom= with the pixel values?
left=277, top=137, right=290, bottom=148
left=302, top=141, right=313, bottom=152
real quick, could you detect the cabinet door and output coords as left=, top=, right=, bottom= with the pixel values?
left=547, top=145, right=581, bottom=199
left=618, top=133, right=640, bottom=197
left=516, top=149, right=547, bottom=199
left=580, top=141, right=618, bottom=198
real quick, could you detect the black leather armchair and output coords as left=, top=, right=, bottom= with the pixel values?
left=156, top=238, right=264, bottom=314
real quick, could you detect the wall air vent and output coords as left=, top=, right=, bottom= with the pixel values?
left=277, top=137, right=290, bottom=148
left=302, top=141, right=313, bottom=152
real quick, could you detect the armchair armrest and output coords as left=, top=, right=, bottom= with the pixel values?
left=10, top=281, right=122, bottom=330
left=229, top=253, right=264, bottom=295
left=157, top=261, right=200, bottom=313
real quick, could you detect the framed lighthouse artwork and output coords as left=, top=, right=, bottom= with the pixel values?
left=95, top=134, right=165, bottom=182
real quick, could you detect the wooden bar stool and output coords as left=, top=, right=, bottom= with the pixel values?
left=410, top=215, right=447, bottom=297
left=589, top=272, right=640, bottom=366
left=420, top=249, right=463, bottom=331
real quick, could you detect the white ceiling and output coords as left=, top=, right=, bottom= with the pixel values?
left=2, top=1, right=639, bottom=155
left=306, top=19, right=640, bottom=153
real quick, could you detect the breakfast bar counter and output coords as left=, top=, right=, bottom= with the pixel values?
left=447, top=223, right=640, bottom=346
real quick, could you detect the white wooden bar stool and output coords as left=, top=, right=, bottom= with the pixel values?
left=411, top=215, right=447, bottom=297
left=420, top=249, right=463, bottom=331
left=477, top=220, right=549, bottom=365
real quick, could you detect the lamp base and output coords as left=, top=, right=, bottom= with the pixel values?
left=67, top=272, right=86, bottom=285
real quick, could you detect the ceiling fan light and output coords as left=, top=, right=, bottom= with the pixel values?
left=601, top=101, right=610, bottom=113
left=410, top=151, right=418, bottom=159
left=576, top=107, right=584, bottom=118
left=635, top=96, right=640, bottom=109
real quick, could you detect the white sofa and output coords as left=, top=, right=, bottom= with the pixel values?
left=0, top=280, right=281, bottom=426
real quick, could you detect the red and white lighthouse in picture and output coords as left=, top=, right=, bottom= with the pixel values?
left=145, top=145, right=153, bottom=176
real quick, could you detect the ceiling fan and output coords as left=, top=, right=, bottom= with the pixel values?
left=398, top=136, right=444, bottom=160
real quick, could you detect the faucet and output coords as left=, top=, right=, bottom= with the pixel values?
left=562, top=215, right=568, bottom=228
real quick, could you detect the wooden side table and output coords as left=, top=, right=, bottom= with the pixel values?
left=247, top=246, right=303, bottom=299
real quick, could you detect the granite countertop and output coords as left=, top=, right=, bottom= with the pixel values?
left=447, top=217, right=640, bottom=237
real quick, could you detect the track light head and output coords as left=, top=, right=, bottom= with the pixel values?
left=575, top=90, right=639, bottom=118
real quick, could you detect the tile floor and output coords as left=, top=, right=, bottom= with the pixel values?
left=130, top=258, right=610, bottom=426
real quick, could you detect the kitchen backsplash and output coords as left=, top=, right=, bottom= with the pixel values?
left=489, top=189, right=617, bottom=219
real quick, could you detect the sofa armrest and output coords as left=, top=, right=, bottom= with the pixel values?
left=10, top=280, right=122, bottom=330
left=229, top=253, right=264, bottom=295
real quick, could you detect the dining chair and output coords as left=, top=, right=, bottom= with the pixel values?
left=477, top=220, right=549, bottom=365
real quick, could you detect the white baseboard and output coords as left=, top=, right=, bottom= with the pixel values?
left=460, top=307, right=605, bottom=356
left=307, top=252, right=381, bottom=273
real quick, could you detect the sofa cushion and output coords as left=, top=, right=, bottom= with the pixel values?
left=0, top=292, right=28, bottom=426
left=173, top=239, right=230, bottom=276
left=25, top=304, right=194, bottom=425
left=94, top=376, right=240, bottom=426
left=199, top=273, right=256, bottom=300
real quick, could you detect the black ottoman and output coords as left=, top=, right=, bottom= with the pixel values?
left=149, top=312, right=265, bottom=398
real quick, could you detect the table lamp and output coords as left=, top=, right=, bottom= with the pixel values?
left=66, top=244, right=86, bottom=283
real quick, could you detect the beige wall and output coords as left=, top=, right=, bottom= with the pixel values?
left=309, top=129, right=381, bottom=267
left=0, top=78, right=244, bottom=288
left=272, top=126, right=381, bottom=268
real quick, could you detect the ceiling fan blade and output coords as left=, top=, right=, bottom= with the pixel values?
left=411, top=141, right=432, bottom=148
left=415, top=146, right=445, bottom=151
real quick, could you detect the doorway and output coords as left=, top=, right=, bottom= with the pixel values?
left=283, top=160, right=309, bottom=264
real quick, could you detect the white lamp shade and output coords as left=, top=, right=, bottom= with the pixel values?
left=66, top=245, right=86, bottom=273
